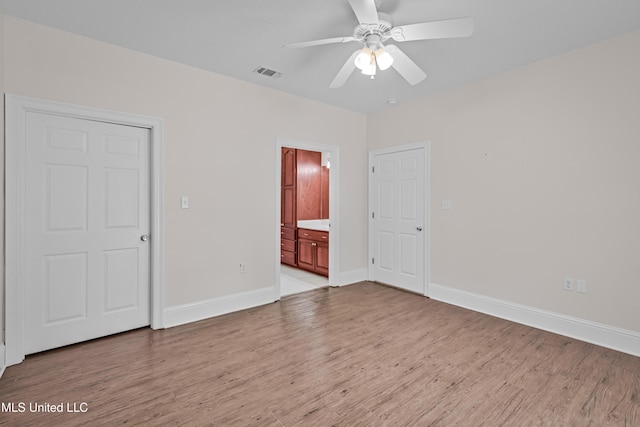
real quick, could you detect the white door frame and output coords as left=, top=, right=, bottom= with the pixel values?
left=368, top=141, right=431, bottom=296
left=275, top=137, right=340, bottom=297
left=4, top=94, right=165, bottom=366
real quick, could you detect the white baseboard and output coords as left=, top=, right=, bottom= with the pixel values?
left=336, top=268, right=368, bottom=287
left=164, top=287, right=277, bottom=328
left=0, top=344, right=6, bottom=379
left=430, top=283, right=640, bottom=357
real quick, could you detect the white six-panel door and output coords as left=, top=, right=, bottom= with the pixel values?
left=23, top=112, right=151, bottom=354
left=371, top=147, right=426, bottom=294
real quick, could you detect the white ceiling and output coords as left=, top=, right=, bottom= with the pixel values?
left=2, top=0, right=640, bottom=114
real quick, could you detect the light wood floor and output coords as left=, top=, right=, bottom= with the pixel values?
left=1, top=282, right=638, bottom=426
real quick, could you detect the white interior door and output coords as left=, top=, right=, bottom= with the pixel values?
left=371, top=147, right=425, bottom=294
left=23, top=111, right=151, bottom=354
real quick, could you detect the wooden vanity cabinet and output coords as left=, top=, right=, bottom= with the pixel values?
left=297, top=228, right=329, bottom=276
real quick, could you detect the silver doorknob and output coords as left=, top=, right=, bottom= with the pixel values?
left=416, top=227, right=423, bottom=231
left=140, top=234, right=150, bottom=242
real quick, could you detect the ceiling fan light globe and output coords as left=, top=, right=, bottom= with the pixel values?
left=375, top=48, right=393, bottom=70
left=361, top=60, right=376, bottom=76
left=354, top=47, right=373, bottom=70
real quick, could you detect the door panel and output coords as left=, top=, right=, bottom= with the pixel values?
left=44, top=252, right=88, bottom=324
left=24, top=112, right=151, bottom=355
left=105, top=168, right=140, bottom=228
left=372, top=148, right=425, bottom=294
left=46, top=164, right=88, bottom=232
left=378, top=231, right=395, bottom=271
left=104, top=248, right=140, bottom=311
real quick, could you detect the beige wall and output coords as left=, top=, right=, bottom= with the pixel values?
left=3, top=13, right=639, bottom=344
left=368, top=30, right=640, bottom=332
left=2, top=16, right=368, bottom=308
left=0, top=7, right=5, bottom=341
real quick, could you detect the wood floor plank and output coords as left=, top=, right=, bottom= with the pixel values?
left=1, top=282, right=638, bottom=426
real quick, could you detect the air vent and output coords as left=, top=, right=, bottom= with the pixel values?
left=254, top=66, right=282, bottom=79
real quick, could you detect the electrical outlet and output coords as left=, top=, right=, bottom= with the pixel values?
left=577, top=279, right=587, bottom=294
left=239, top=263, right=247, bottom=273
left=441, top=200, right=453, bottom=210
left=563, top=277, right=575, bottom=292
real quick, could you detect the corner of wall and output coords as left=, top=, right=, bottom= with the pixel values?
left=0, top=4, right=7, bottom=348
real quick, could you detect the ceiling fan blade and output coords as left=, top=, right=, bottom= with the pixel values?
left=284, top=36, right=357, bottom=48
left=348, top=0, right=379, bottom=24
left=391, top=17, right=474, bottom=42
left=384, top=45, right=426, bottom=85
left=330, top=50, right=360, bottom=88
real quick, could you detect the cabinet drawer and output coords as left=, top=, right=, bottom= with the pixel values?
left=281, top=227, right=296, bottom=241
left=298, top=228, right=328, bottom=243
left=281, top=239, right=296, bottom=252
left=280, top=250, right=296, bottom=266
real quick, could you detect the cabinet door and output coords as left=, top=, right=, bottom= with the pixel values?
left=281, top=147, right=296, bottom=228
left=282, top=186, right=296, bottom=228
left=297, top=239, right=315, bottom=271
left=316, top=242, right=329, bottom=276
left=282, top=147, right=296, bottom=187
left=296, top=149, right=322, bottom=220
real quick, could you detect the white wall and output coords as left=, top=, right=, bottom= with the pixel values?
left=2, top=16, right=368, bottom=310
left=368, top=30, right=640, bottom=333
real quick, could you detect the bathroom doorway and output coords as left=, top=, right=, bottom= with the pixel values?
left=275, top=138, right=339, bottom=297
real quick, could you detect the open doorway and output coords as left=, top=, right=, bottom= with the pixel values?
left=275, top=138, right=339, bottom=297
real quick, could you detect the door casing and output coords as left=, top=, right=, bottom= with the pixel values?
left=368, top=142, right=431, bottom=295
left=4, top=94, right=166, bottom=366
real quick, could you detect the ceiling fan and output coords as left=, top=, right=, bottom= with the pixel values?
left=284, top=0, right=474, bottom=88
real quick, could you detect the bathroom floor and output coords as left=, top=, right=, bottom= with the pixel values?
left=280, top=265, right=328, bottom=296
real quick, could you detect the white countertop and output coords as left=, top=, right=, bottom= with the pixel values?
left=297, top=219, right=330, bottom=232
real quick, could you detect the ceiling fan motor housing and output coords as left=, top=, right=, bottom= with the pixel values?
left=354, top=20, right=393, bottom=49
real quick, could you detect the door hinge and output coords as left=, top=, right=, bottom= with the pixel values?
left=372, top=212, right=375, bottom=219
left=372, top=257, right=375, bottom=264
left=372, top=166, right=375, bottom=173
